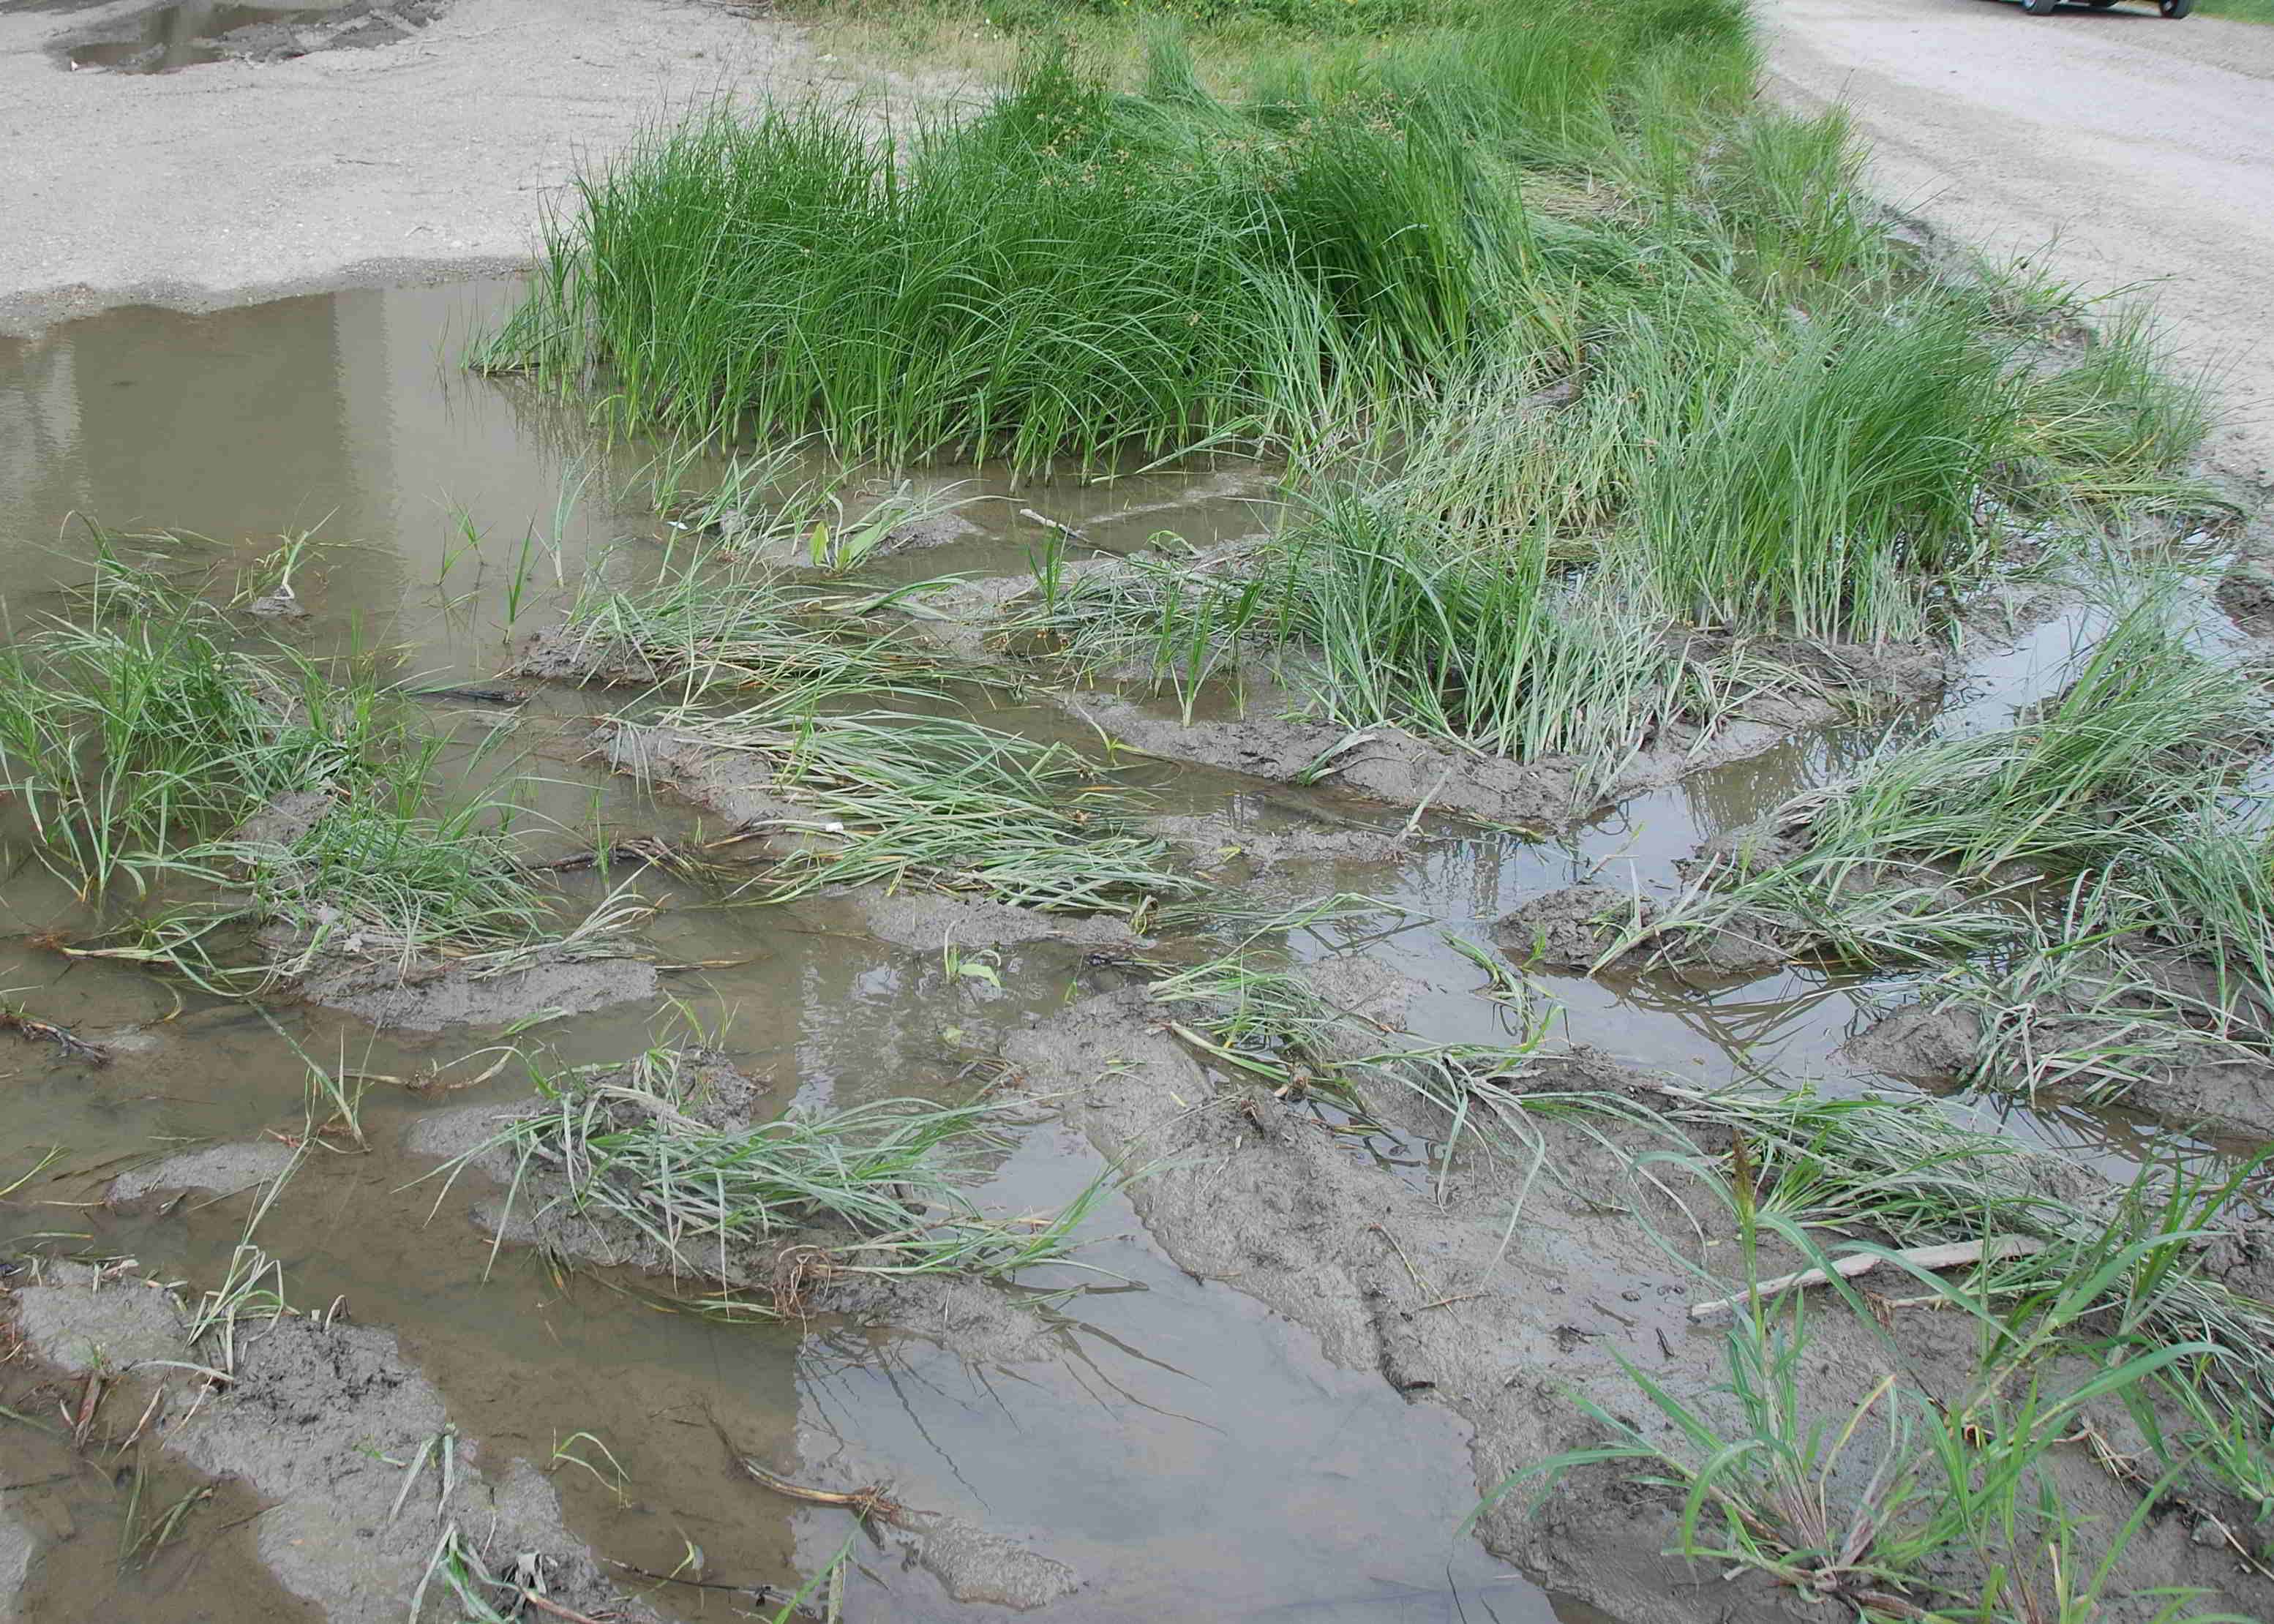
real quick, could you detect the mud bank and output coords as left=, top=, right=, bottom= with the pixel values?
left=999, top=986, right=2274, bottom=1624
left=294, top=943, right=661, bottom=1031
left=7, top=1259, right=653, bottom=1624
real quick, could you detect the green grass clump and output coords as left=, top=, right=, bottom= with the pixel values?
left=0, top=565, right=620, bottom=988
left=1610, top=302, right=2016, bottom=642
left=483, top=67, right=1352, bottom=468
left=1254, top=490, right=1702, bottom=775
left=480, top=2, right=1764, bottom=469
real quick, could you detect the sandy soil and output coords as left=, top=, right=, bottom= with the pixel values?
left=0, top=0, right=942, bottom=334
left=1765, top=0, right=2274, bottom=484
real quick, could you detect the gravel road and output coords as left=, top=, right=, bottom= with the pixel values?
left=1767, top=0, right=2274, bottom=484
left=0, top=0, right=942, bottom=335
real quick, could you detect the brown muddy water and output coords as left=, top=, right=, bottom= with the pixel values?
left=0, top=279, right=2237, bottom=1623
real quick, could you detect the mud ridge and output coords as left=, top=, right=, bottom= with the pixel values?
left=6, top=1259, right=654, bottom=1624
left=290, top=940, right=661, bottom=1032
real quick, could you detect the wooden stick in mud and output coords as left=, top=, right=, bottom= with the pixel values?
left=1, top=1007, right=112, bottom=1067
left=1689, top=1236, right=2044, bottom=1320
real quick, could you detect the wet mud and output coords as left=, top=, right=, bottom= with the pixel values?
left=294, top=947, right=661, bottom=1033
left=9, top=1259, right=651, bottom=1624
left=1000, top=986, right=2274, bottom=1624
left=4, top=277, right=2273, bottom=1624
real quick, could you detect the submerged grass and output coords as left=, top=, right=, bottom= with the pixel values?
left=544, top=533, right=982, bottom=704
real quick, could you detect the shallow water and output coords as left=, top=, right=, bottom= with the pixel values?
left=0, top=278, right=2224, bottom=1621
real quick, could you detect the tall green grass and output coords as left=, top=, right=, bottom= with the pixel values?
left=480, top=3, right=1769, bottom=468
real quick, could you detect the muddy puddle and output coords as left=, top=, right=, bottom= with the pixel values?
left=49, top=0, right=448, bottom=75
left=0, top=279, right=2256, bottom=1622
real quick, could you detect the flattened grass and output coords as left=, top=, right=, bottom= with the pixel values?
left=546, top=537, right=981, bottom=704
left=439, top=1045, right=1111, bottom=1312
left=637, top=699, right=1196, bottom=915
left=1625, top=574, right=2270, bottom=971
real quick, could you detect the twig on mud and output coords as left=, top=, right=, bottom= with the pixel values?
left=707, top=1410, right=912, bottom=1527
left=519, top=837, right=691, bottom=876
left=506, top=1590, right=609, bottom=1624
left=67, top=1368, right=107, bottom=1448
left=1, top=1007, right=112, bottom=1067
left=1018, top=508, right=1118, bottom=554
left=1368, top=1223, right=1433, bottom=1295
left=1419, top=1291, right=1486, bottom=1311
left=1689, top=1236, right=2044, bottom=1320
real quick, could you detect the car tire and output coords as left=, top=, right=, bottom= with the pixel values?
left=2160, top=0, right=2193, bottom=15
left=2021, top=0, right=2059, bottom=15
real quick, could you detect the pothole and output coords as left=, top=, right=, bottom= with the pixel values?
left=54, top=0, right=451, bottom=75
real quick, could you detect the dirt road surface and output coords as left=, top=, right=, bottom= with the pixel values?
left=1767, top=0, right=2274, bottom=486
left=0, top=0, right=940, bottom=335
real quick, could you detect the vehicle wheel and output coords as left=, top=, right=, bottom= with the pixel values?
left=2085, top=1, right=2120, bottom=8
left=2021, top=0, right=2059, bottom=15
left=2160, top=0, right=2194, bottom=15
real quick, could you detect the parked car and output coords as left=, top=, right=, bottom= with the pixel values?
left=2022, top=0, right=2193, bottom=15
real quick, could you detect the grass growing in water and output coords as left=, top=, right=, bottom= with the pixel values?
left=0, top=566, right=633, bottom=990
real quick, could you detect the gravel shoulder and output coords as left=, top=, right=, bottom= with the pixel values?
left=0, top=0, right=945, bottom=334
left=1765, top=0, right=2274, bottom=484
